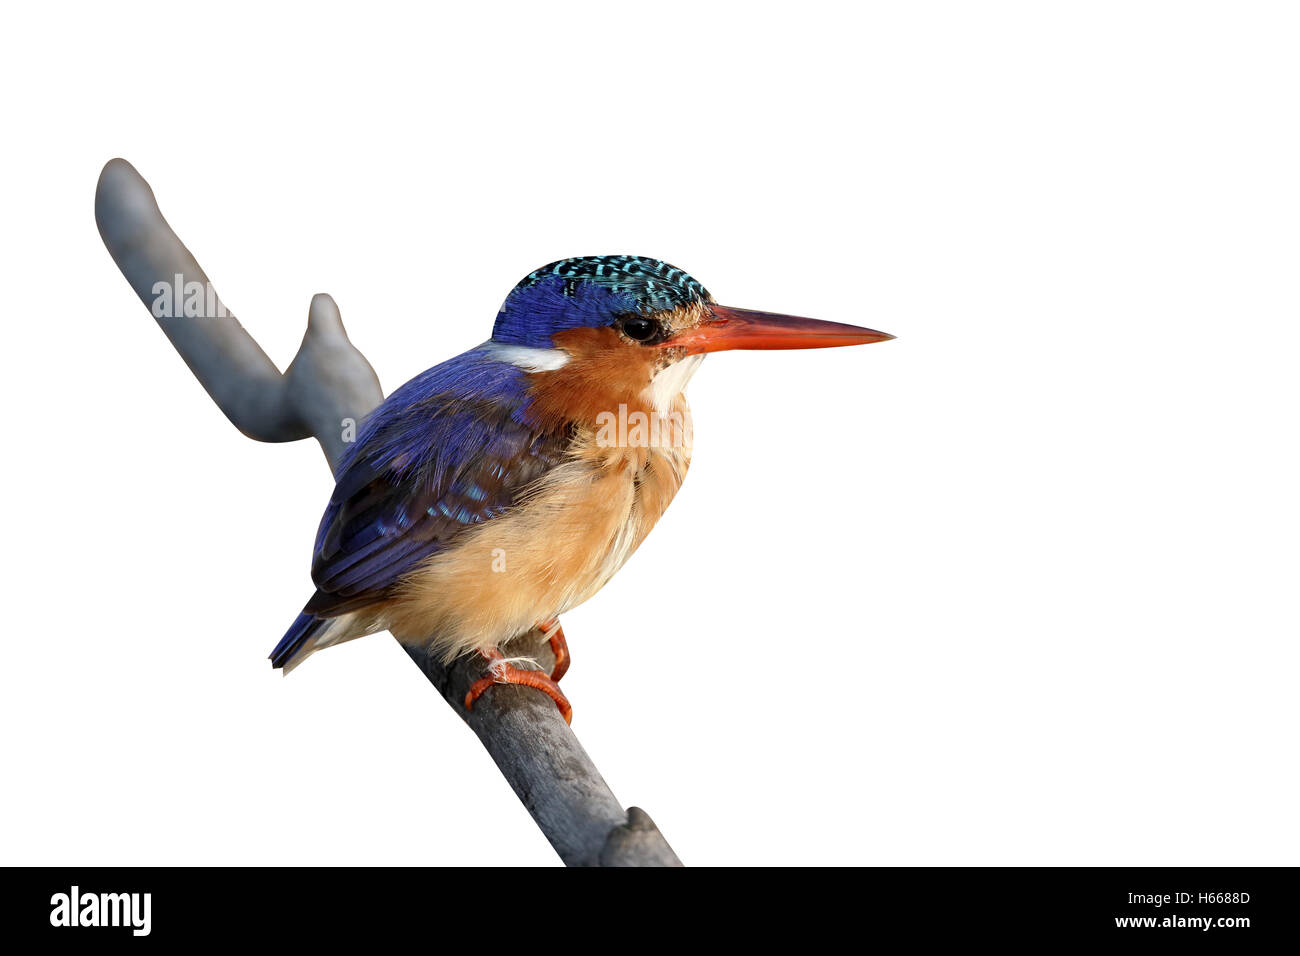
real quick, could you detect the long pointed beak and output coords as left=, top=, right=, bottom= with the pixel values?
left=667, top=304, right=894, bottom=354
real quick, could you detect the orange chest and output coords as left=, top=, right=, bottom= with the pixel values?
left=564, top=405, right=693, bottom=584
left=384, top=401, right=693, bottom=657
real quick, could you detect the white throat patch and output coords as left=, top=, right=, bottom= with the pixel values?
left=647, top=353, right=705, bottom=416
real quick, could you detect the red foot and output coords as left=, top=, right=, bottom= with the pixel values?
left=538, top=618, right=570, bottom=683
left=464, top=647, right=572, bottom=724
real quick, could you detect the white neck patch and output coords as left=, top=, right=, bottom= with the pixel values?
left=480, top=341, right=571, bottom=372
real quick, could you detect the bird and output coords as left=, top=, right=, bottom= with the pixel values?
left=269, top=256, right=892, bottom=721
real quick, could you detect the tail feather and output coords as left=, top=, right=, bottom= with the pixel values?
left=271, top=611, right=371, bottom=673
left=270, top=613, right=328, bottom=672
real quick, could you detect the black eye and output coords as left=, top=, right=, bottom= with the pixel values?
left=620, top=316, right=659, bottom=342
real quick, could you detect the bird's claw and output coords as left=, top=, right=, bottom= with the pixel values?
left=464, top=647, right=573, bottom=724
left=537, top=618, right=570, bottom=683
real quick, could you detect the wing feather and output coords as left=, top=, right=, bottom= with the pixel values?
left=302, top=352, right=567, bottom=617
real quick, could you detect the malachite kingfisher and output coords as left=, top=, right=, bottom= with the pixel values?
left=270, top=256, right=893, bottom=721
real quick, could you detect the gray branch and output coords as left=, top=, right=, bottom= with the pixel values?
left=96, top=158, right=681, bottom=867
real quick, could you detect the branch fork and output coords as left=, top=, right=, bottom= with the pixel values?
left=96, top=158, right=681, bottom=867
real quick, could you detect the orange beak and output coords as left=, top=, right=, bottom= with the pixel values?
left=666, top=304, right=894, bottom=354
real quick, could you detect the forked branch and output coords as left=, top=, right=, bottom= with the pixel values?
left=95, top=158, right=681, bottom=867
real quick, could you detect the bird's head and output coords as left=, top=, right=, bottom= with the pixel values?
left=488, top=255, right=892, bottom=423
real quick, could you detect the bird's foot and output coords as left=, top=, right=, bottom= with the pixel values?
left=464, top=647, right=572, bottom=724
left=537, top=617, right=569, bottom=682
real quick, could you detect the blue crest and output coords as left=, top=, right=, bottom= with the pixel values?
left=492, top=256, right=711, bottom=348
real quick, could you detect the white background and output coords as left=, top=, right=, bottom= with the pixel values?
left=1, top=2, right=1296, bottom=866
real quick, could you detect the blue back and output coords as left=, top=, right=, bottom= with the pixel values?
left=305, top=347, right=565, bottom=613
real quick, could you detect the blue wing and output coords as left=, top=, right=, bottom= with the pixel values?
left=301, top=348, right=566, bottom=618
